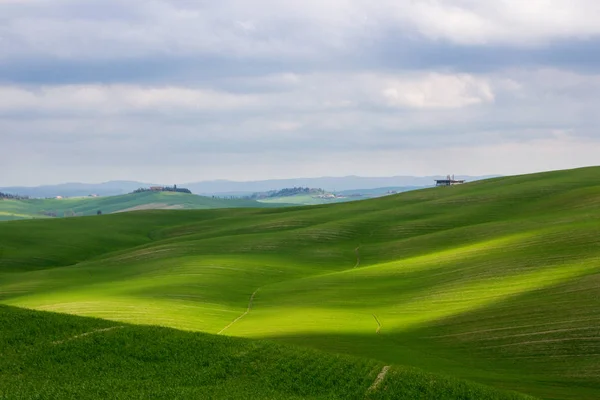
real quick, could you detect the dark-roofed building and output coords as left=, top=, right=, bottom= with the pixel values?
left=435, top=175, right=465, bottom=186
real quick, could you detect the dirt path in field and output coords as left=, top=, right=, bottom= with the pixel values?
left=52, top=326, right=123, bottom=345
left=372, top=314, right=382, bottom=334
left=367, top=365, right=390, bottom=392
left=218, top=288, right=260, bottom=335
left=354, top=246, right=361, bottom=268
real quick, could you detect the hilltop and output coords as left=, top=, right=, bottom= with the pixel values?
left=248, top=187, right=350, bottom=206
left=255, top=186, right=421, bottom=205
left=1, top=167, right=600, bottom=399
left=248, top=186, right=327, bottom=199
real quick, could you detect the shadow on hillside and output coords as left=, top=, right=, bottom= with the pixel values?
left=259, top=272, right=600, bottom=400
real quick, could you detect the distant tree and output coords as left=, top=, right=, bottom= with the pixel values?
left=141, top=185, right=191, bottom=194
left=0, top=191, right=29, bottom=200
left=97, top=210, right=102, bottom=215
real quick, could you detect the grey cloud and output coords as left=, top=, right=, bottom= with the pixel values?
left=2, top=1, right=600, bottom=185
left=1, top=1, right=600, bottom=78
left=2, top=38, right=600, bottom=88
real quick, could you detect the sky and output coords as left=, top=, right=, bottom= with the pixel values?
left=2, top=0, right=600, bottom=186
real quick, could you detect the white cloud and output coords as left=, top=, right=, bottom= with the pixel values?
left=380, top=73, right=494, bottom=109
left=378, top=1, right=600, bottom=46
left=0, top=72, right=495, bottom=116
left=0, top=68, right=598, bottom=154
left=0, top=69, right=598, bottom=143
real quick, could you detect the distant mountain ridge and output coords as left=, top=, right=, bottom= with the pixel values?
left=0, top=175, right=499, bottom=198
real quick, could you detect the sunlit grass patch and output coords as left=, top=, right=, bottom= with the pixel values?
left=0, top=305, right=533, bottom=400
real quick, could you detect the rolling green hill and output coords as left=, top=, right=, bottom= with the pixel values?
left=2, top=167, right=600, bottom=399
left=0, top=305, right=530, bottom=399
left=0, top=191, right=281, bottom=221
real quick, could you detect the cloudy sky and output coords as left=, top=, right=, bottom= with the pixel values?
left=2, top=0, right=600, bottom=185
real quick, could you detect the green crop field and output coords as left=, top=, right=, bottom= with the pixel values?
left=2, top=166, right=600, bottom=399
left=0, top=305, right=530, bottom=399
left=0, top=191, right=281, bottom=221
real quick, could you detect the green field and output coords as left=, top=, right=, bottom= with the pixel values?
left=0, top=305, right=530, bottom=399
left=258, top=194, right=356, bottom=205
left=0, top=191, right=280, bottom=221
left=2, top=167, right=600, bottom=399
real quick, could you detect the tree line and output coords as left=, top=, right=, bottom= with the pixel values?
left=132, top=185, right=192, bottom=194
left=0, top=192, right=29, bottom=200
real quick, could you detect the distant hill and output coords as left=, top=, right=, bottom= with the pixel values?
left=0, top=181, right=159, bottom=199
left=0, top=191, right=283, bottom=221
left=0, top=175, right=498, bottom=199
left=257, top=194, right=355, bottom=206
left=255, top=186, right=430, bottom=206
left=0, top=185, right=437, bottom=220
left=337, top=186, right=422, bottom=196
left=185, top=175, right=498, bottom=195
left=242, top=186, right=429, bottom=206
left=248, top=187, right=326, bottom=199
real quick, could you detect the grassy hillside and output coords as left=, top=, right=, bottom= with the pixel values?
left=0, top=305, right=530, bottom=399
left=2, top=166, right=600, bottom=399
left=0, top=191, right=279, bottom=220
left=337, top=186, right=422, bottom=196
left=258, top=194, right=355, bottom=205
